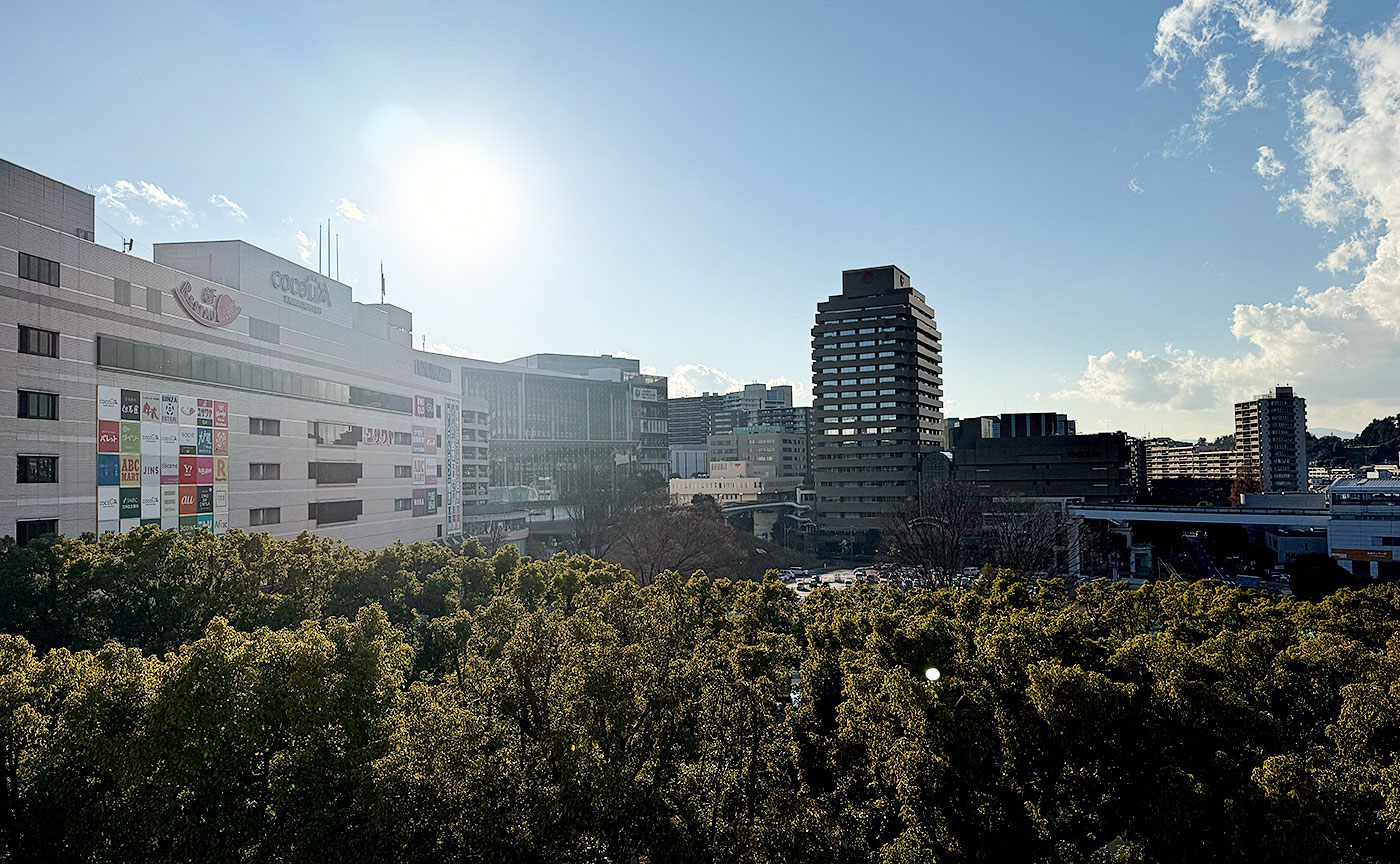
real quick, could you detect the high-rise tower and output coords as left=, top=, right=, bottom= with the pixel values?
left=811, top=266, right=944, bottom=535
left=1235, top=386, right=1308, bottom=493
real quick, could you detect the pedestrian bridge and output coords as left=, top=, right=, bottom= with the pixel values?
left=1069, top=502, right=1330, bottom=529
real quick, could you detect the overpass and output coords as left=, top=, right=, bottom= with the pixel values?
left=720, top=500, right=814, bottom=541
left=1069, top=502, right=1330, bottom=529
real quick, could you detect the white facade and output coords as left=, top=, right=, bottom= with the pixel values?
left=1327, top=470, right=1400, bottom=579
left=2, top=159, right=464, bottom=549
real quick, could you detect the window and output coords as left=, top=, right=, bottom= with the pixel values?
left=308, top=421, right=361, bottom=447
left=17, top=519, right=58, bottom=545
left=393, top=431, right=413, bottom=446
left=17, top=455, right=58, bottom=483
left=309, top=499, right=362, bottom=525
left=249, top=417, right=280, bottom=436
left=17, top=253, right=60, bottom=287
left=309, top=461, right=363, bottom=485
left=249, top=507, right=281, bottom=526
left=18, top=325, right=58, bottom=358
left=394, top=465, right=412, bottom=478
left=17, top=390, right=58, bottom=420
left=146, top=287, right=161, bottom=314
left=249, top=462, right=281, bottom=481
left=113, top=278, right=131, bottom=306
left=394, top=497, right=412, bottom=511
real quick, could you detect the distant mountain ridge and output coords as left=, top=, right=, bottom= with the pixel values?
left=1310, top=427, right=1357, bottom=440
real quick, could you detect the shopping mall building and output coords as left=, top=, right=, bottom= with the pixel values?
left=2, top=158, right=665, bottom=550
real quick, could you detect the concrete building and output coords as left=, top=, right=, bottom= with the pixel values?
left=811, top=265, right=944, bottom=534
left=669, top=444, right=708, bottom=479
left=952, top=431, right=1137, bottom=502
left=2, top=158, right=678, bottom=555
left=2, top=158, right=461, bottom=548
left=503, top=353, right=670, bottom=484
left=951, top=412, right=1075, bottom=441
left=1141, top=437, right=1243, bottom=502
left=668, top=459, right=802, bottom=506
left=1327, top=469, right=1400, bottom=579
left=706, top=426, right=807, bottom=480
left=1236, top=386, right=1308, bottom=493
left=1265, top=528, right=1329, bottom=564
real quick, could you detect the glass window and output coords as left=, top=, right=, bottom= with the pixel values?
left=17, top=391, right=58, bottom=420
left=18, top=325, right=58, bottom=358
left=17, top=455, right=58, bottom=483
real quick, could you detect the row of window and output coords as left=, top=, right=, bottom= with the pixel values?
left=96, top=335, right=415, bottom=414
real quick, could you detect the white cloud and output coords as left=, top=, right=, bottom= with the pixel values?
left=1254, top=145, right=1286, bottom=179
left=1067, top=5, right=1400, bottom=432
left=1319, top=235, right=1368, bottom=272
left=667, top=363, right=747, bottom=398
left=293, top=231, right=313, bottom=265
left=1128, top=177, right=1145, bottom=194
left=208, top=194, right=248, bottom=221
left=1150, top=0, right=1328, bottom=83
left=96, top=180, right=193, bottom=228
left=335, top=197, right=375, bottom=221
left=664, top=364, right=812, bottom=404
left=1174, top=54, right=1264, bottom=149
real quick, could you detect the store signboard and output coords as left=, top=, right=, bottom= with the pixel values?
left=96, top=385, right=229, bottom=537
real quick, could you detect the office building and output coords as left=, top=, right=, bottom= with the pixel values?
left=952, top=431, right=1137, bottom=502
left=951, top=412, right=1075, bottom=441
left=668, top=385, right=804, bottom=477
left=811, top=265, right=945, bottom=533
left=668, top=459, right=802, bottom=506
left=1236, top=386, right=1308, bottom=493
left=706, top=426, right=807, bottom=480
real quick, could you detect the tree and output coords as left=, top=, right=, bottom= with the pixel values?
left=1231, top=461, right=1264, bottom=502
left=609, top=507, right=746, bottom=585
left=983, top=495, right=1065, bottom=577
left=881, top=476, right=986, bottom=587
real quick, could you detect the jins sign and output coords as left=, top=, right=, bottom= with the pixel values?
left=173, top=281, right=241, bottom=328
left=271, top=271, right=332, bottom=314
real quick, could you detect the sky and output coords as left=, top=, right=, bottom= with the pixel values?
left=5, top=0, right=1400, bottom=440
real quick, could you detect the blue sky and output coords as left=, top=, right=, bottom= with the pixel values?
left=6, top=0, right=1400, bottom=439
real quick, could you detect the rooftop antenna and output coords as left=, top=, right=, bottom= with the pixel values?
left=317, top=224, right=322, bottom=275
left=122, top=239, right=133, bottom=253
left=380, top=261, right=385, bottom=304
left=328, top=215, right=333, bottom=278
left=335, top=233, right=340, bottom=282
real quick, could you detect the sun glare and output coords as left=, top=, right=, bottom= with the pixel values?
left=364, top=105, right=529, bottom=255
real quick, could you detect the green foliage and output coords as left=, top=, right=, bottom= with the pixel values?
left=0, top=531, right=1399, bottom=861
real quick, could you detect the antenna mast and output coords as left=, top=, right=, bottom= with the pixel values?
left=380, top=261, right=385, bottom=304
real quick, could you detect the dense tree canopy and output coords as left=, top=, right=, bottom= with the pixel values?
left=1310, top=415, right=1400, bottom=467
left=1, top=527, right=1398, bottom=862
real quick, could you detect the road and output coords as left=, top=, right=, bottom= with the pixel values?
left=1182, top=533, right=1230, bottom=581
